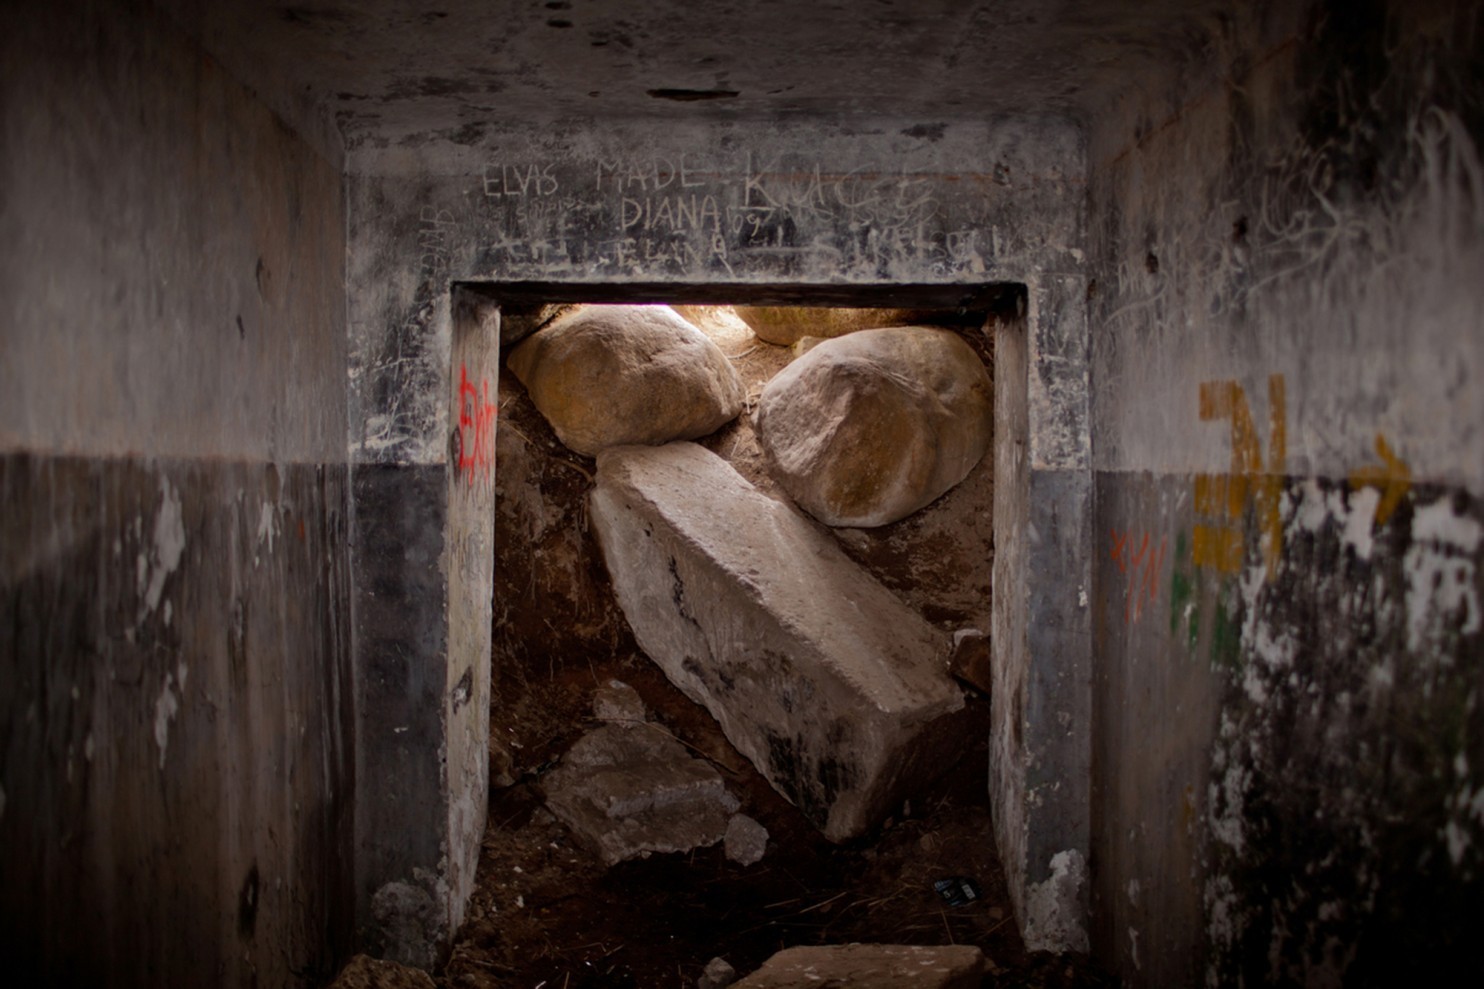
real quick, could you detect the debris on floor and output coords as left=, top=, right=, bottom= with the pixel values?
left=539, top=682, right=742, bottom=866
left=731, top=943, right=986, bottom=989
left=327, top=954, right=438, bottom=989
left=696, top=956, right=739, bottom=989
left=440, top=654, right=1112, bottom=989
left=723, top=813, right=769, bottom=866
left=592, top=678, right=647, bottom=724
left=934, top=875, right=984, bottom=907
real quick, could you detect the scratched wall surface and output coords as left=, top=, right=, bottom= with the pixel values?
left=343, top=114, right=1094, bottom=955
left=0, top=1, right=352, bottom=985
left=1086, top=0, right=1484, bottom=983
left=346, top=117, right=1084, bottom=465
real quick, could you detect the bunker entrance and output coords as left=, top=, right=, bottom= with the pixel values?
left=441, top=285, right=1101, bottom=986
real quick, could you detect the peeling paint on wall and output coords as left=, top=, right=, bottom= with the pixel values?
left=1089, top=3, right=1484, bottom=982
left=1199, top=478, right=1484, bottom=984
left=153, top=669, right=180, bottom=769
left=1024, top=848, right=1090, bottom=953
left=139, top=476, right=185, bottom=620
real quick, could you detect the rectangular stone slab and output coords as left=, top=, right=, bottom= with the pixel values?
left=590, top=442, right=965, bottom=840
left=731, top=944, right=986, bottom=989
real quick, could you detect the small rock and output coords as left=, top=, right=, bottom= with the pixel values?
left=724, top=813, right=769, bottom=866
left=327, top=954, right=437, bottom=989
left=593, top=679, right=647, bottom=724
left=949, top=628, right=992, bottom=696
left=507, top=304, right=745, bottom=456
left=731, top=944, right=985, bottom=989
left=698, top=956, right=738, bottom=989
left=542, top=723, right=739, bottom=865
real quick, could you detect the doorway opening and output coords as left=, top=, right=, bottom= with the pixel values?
left=440, top=283, right=1102, bottom=987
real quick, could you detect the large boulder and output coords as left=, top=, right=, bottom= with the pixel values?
left=754, top=327, right=992, bottom=527
left=733, top=306, right=945, bottom=346
left=507, top=305, right=745, bottom=456
left=731, top=945, right=986, bottom=989
left=589, top=442, right=966, bottom=841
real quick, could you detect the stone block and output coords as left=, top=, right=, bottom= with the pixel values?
left=541, top=723, right=739, bottom=865
left=590, top=442, right=965, bottom=840
left=731, top=944, right=985, bottom=988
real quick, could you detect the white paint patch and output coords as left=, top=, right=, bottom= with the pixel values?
left=1128, top=926, right=1141, bottom=970
left=255, top=500, right=279, bottom=567
left=1342, top=486, right=1380, bottom=561
left=1208, top=712, right=1250, bottom=856
left=1126, top=878, right=1141, bottom=904
left=154, top=672, right=180, bottom=769
left=1204, top=872, right=1240, bottom=950
left=1294, top=479, right=1330, bottom=533
left=1404, top=501, right=1482, bottom=653
left=1414, top=499, right=1483, bottom=552
left=1291, top=481, right=1380, bottom=560
left=1024, top=849, right=1089, bottom=953
left=1235, top=560, right=1296, bottom=703
left=140, top=477, right=186, bottom=618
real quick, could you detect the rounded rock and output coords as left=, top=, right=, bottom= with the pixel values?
left=508, top=305, right=745, bottom=457
left=754, top=327, right=991, bottom=528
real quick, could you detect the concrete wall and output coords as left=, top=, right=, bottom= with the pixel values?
left=0, top=1, right=352, bottom=985
left=344, top=115, right=1094, bottom=957
left=1086, top=0, right=1484, bottom=982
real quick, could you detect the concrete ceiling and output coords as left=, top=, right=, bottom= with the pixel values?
left=163, top=0, right=1236, bottom=153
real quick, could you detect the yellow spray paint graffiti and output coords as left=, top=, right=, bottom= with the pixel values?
left=1192, top=375, right=1287, bottom=578
left=1348, top=432, right=1412, bottom=525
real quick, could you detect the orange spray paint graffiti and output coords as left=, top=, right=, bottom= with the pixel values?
left=1110, top=529, right=1168, bottom=624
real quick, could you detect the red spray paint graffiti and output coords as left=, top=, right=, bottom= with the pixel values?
left=1110, top=528, right=1168, bottom=625
left=458, top=363, right=497, bottom=486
